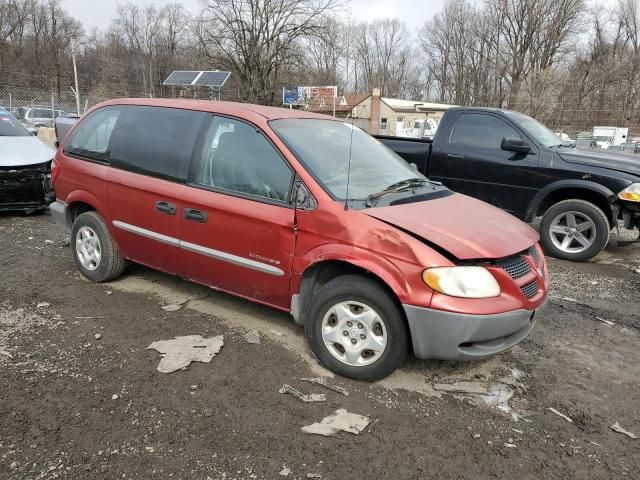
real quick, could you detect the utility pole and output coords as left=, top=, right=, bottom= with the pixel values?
left=70, top=36, right=81, bottom=116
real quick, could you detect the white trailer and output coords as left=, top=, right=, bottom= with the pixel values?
left=592, top=126, right=628, bottom=149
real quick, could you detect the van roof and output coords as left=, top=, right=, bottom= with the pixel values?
left=97, top=98, right=334, bottom=122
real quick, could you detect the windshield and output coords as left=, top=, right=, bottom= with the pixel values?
left=505, top=111, right=567, bottom=148
left=270, top=119, right=424, bottom=201
left=0, top=111, right=31, bottom=136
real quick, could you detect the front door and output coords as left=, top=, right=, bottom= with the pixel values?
left=180, top=116, right=297, bottom=309
left=429, top=111, right=540, bottom=216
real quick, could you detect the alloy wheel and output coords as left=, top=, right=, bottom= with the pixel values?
left=549, top=211, right=597, bottom=254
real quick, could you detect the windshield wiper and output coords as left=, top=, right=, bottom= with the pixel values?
left=365, top=177, right=430, bottom=207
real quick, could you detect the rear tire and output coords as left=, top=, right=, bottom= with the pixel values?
left=539, top=199, right=610, bottom=261
left=71, top=211, right=125, bottom=282
left=305, top=274, right=408, bottom=381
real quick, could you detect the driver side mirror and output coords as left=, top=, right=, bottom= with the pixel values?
left=501, top=137, right=531, bottom=154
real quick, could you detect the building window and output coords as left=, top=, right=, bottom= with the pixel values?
left=380, top=118, right=388, bottom=130
left=397, top=116, right=404, bottom=123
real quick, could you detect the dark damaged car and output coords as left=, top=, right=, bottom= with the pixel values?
left=0, top=110, right=55, bottom=213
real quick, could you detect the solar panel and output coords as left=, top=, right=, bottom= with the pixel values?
left=193, top=71, right=231, bottom=87
left=163, top=71, right=200, bottom=86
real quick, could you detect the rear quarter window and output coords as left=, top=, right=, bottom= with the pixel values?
left=64, top=107, right=121, bottom=161
left=109, top=106, right=206, bottom=183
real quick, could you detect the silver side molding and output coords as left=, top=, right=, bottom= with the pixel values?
left=112, top=220, right=285, bottom=277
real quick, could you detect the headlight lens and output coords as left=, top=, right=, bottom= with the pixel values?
left=619, top=183, right=640, bottom=202
left=422, top=266, right=501, bottom=298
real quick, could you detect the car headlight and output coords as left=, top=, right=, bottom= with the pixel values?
left=619, top=183, right=640, bottom=202
left=422, top=266, right=501, bottom=298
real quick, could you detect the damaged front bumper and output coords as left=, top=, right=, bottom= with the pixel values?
left=403, top=301, right=546, bottom=361
left=0, top=162, right=54, bottom=212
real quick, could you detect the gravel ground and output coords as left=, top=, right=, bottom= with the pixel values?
left=0, top=212, right=639, bottom=479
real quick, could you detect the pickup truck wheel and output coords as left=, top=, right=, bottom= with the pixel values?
left=305, top=275, right=408, bottom=381
left=539, top=199, right=610, bottom=261
left=71, top=211, right=126, bottom=282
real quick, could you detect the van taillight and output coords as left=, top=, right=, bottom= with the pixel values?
left=51, top=157, right=60, bottom=185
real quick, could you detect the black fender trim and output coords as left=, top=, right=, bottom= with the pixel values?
left=525, top=180, right=617, bottom=222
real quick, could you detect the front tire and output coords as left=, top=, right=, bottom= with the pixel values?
left=539, top=199, right=610, bottom=261
left=71, top=211, right=125, bottom=282
left=305, top=274, right=408, bottom=381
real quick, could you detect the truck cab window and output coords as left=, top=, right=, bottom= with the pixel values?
left=450, top=113, right=520, bottom=149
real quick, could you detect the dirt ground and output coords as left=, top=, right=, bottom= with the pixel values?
left=1, top=212, right=639, bottom=480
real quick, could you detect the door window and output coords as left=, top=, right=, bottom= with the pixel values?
left=64, top=107, right=121, bottom=161
left=450, top=113, right=520, bottom=149
left=109, top=106, right=206, bottom=182
left=195, top=116, right=293, bottom=203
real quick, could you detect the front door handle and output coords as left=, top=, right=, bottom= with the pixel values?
left=183, top=208, right=207, bottom=223
left=447, top=153, right=465, bottom=159
left=155, top=201, right=176, bottom=215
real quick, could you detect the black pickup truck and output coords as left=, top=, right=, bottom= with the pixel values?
left=377, top=107, right=640, bottom=261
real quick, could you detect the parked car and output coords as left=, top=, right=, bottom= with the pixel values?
left=21, top=106, right=70, bottom=128
left=376, top=107, right=640, bottom=262
left=54, top=114, right=80, bottom=146
left=51, top=99, right=548, bottom=380
left=0, top=110, right=55, bottom=212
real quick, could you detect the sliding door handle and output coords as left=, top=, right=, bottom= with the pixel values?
left=447, top=153, right=465, bottom=159
left=183, top=208, right=208, bottom=223
left=155, top=201, right=176, bottom=215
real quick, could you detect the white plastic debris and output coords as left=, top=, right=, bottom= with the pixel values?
left=94, top=333, right=102, bottom=340
left=279, top=384, right=326, bottom=403
left=548, top=407, right=573, bottom=423
left=161, top=298, right=190, bottom=312
left=146, top=335, right=224, bottom=373
left=36, top=302, right=50, bottom=309
left=243, top=331, right=261, bottom=344
left=301, top=409, right=370, bottom=437
left=112, top=394, right=119, bottom=400
left=610, top=422, right=638, bottom=439
left=279, top=466, right=291, bottom=476
left=595, top=317, right=615, bottom=326
left=504, top=443, right=517, bottom=448
left=44, top=239, right=54, bottom=244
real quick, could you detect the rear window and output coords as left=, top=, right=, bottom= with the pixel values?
left=109, top=106, right=206, bottom=183
left=0, top=111, right=30, bottom=137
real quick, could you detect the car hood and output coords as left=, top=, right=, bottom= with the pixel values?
left=0, top=136, right=55, bottom=167
left=363, top=193, right=539, bottom=260
left=559, top=148, right=640, bottom=176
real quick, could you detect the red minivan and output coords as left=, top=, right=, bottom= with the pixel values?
left=51, top=99, right=548, bottom=380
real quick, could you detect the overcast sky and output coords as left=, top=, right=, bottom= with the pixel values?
left=62, top=0, right=445, bottom=33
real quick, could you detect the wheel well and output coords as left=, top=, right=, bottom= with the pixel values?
left=295, top=260, right=405, bottom=325
left=67, top=201, right=95, bottom=226
left=535, top=188, right=614, bottom=226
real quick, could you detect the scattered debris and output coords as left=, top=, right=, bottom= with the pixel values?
left=433, top=382, right=490, bottom=395
left=306, top=474, right=321, bottom=478
left=279, top=466, right=291, bottom=477
left=610, top=422, right=638, bottom=439
left=633, top=268, right=640, bottom=275
left=301, top=409, right=370, bottom=437
left=112, top=394, right=119, bottom=400
left=62, top=237, right=70, bottom=247
left=595, top=316, right=616, bottom=326
left=44, top=239, right=53, bottom=244
left=145, top=446, right=155, bottom=453
left=36, top=302, right=50, bottom=309
left=9, top=461, right=18, bottom=470
left=472, top=433, right=481, bottom=439
left=550, top=296, right=579, bottom=303
left=146, top=335, right=224, bottom=373
left=279, top=384, right=326, bottom=403
left=0, top=350, right=13, bottom=359
left=548, top=407, right=574, bottom=423
left=105, top=291, right=113, bottom=295
left=589, top=440, right=601, bottom=447
left=301, top=377, right=349, bottom=396
left=243, top=330, right=261, bottom=344
left=190, top=385, right=198, bottom=390
left=512, top=428, right=523, bottom=434
left=161, top=298, right=190, bottom=312
left=94, top=333, right=102, bottom=340
left=270, top=329, right=284, bottom=337
left=75, top=316, right=104, bottom=319
left=504, top=443, right=517, bottom=448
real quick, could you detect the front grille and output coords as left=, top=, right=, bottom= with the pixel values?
left=521, top=281, right=538, bottom=298
left=529, top=246, right=541, bottom=265
left=496, top=255, right=531, bottom=279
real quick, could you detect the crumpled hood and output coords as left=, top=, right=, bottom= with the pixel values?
left=364, top=193, right=539, bottom=260
left=0, top=136, right=55, bottom=168
left=559, top=148, right=640, bottom=176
